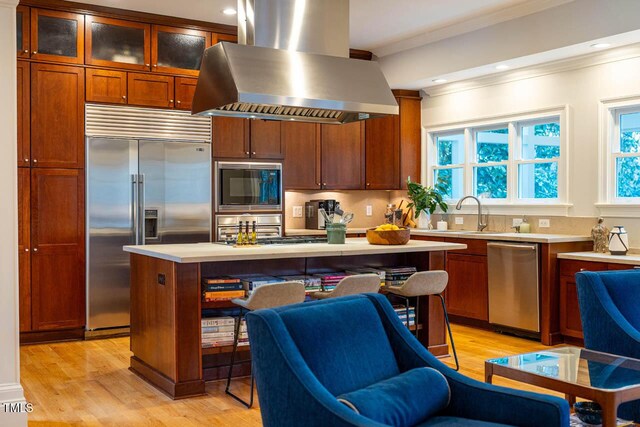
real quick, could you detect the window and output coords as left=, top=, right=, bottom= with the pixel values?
left=428, top=109, right=567, bottom=209
left=615, top=111, right=640, bottom=198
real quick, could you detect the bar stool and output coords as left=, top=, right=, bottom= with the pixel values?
left=386, top=271, right=459, bottom=371
left=310, top=273, right=381, bottom=300
left=226, top=281, right=306, bottom=408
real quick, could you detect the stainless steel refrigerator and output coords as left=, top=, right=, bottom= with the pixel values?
left=86, top=137, right=211, bottom=331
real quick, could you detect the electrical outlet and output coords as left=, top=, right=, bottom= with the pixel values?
left=455, top=217, right=464, bottom=225
left=293, top=206, right=303, bottom=218
left=539, top=218, right=551, bottom=228
left=366, top=205, right=373, bottom=216
left=512, top=218, right=523, bottom=227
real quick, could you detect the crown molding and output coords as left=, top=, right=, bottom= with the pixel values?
left=424, top=42, right=640, bottom=98
left=0, top=0, right=19, bottom=7
left=373, top=0, right=573, bottom=58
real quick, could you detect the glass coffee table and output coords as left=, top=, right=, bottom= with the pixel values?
left=486, top=347, right=640, bottom=427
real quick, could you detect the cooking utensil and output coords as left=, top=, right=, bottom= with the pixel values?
left=320, top=208, right=331, bottom=225
left=341, top=212, right=354, bottom=224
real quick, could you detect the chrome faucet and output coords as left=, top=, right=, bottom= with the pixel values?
left=455, top=196, right=488, bottom=232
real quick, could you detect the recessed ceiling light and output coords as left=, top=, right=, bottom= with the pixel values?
left=495, top=64, right=510, bottom=70
left=222, top=7, right=237, bottom=15
left=432, top=78, right=447, bottom=84
left=591, top=42, right=610, bottom=49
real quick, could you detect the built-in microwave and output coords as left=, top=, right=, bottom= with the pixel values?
left=215, top=161, right=282, bottom=212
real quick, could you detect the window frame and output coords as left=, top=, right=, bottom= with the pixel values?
left=426, top=107, right=569, bottom=214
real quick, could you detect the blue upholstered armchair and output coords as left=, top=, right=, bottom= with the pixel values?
left=245, top=293, right=569, bottom=427
left=576, top=270, right=640, bottom=422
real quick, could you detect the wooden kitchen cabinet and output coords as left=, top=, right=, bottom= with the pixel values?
left=283, top=122, right=321, bottom=190
left=86, top=68, right=127, bottom=104
left=152, top=25, right=210, bottom=76
left=213, top=117, right=249, bottom=158
left=30, top=9, right=84, bottom=64
left=18, top=169, right=31, bottom=332
left=446, top=253, right=489, bottom=321
left=321, top=122, right=365, bottom=190
left=212, top=33, right=238, bottom=44
left=127, top=73, right=174, bottom=108
left=250, top=121, right=283, bottom=159
left=16, top=5, right=30, bottom=58
left=30, top=168, right=85, bottom=331
left=31, top=63, right=85, bottom=169
left=85, top=15, right=150, bottom=71
left=365, top=114, right=399, bottom=189
left=398, top=92, right=422, bottom=189
left=175, top=77, right=198, bottom=110
left=17, top=61, right=30, bottom=167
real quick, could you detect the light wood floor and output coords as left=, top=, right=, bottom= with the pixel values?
left=21, top=325, right=564, bottom=426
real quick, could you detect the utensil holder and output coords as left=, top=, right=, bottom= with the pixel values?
left=326, top=223, right=347, bottom=244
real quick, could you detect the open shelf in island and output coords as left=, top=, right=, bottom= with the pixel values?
left=125, top=238, right=466, bottom=399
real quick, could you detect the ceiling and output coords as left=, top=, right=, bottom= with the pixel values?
left=77, top=0, right=531, bottom=55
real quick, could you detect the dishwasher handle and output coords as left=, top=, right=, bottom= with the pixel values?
left=487, top=242, right=537, bottom=251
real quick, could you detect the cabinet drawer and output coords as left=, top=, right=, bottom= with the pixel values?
left=559, top=260, right=607, bottom=277
left=444, top=237, right=487, bottom=256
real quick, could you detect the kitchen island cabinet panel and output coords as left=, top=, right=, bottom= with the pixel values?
left=321, top=122, right=365, bottom=190
left=365, top=115, right=399, bottom=190
left=17, top=61, right=30, bottom=167
left=31, top=63, right=84, bottom=169
left=283, top=122, right=321, bottom=190
left=30, top=169, right=85, bottom=331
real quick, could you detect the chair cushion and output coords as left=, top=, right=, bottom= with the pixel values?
left=600, top=270, right=640, bottom=330
left=279, top=297, right=400, bottom=396
left=416, top=416, right=514, bottom=426
left=337, top=367, right=450, bottom=427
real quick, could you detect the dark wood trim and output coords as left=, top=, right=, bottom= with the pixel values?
left=21, top=0, right=237, bottom=35
left=20, top=327, right=84, bottom=344
left=392, top=89, right=422, bottom=100
left=130, top=356, right=206, bottom=399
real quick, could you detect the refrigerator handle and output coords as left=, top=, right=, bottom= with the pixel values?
left=139, top=174, right=145, bottom=245
left=132, top=174, right=139, bottom=245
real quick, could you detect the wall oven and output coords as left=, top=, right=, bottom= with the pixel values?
left=215, top=161, right=282, bottom=212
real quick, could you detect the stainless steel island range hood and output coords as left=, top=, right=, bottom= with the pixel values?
left=192, top=0, right=398, bottom=124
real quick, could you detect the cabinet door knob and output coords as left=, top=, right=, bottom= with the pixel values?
left=122, top=95, right=126, bottom=99
left=366, top=183, right=370, bottom=187
left=32, top=51, right=37, bottom=54
left=169, top=99, right=174, bottom=103
left=23, top=49, right=28, bottom=54
left=153, top=64, right=157, bottom=67
left=24, top=158, right=29, bottom=162
left=32, top=159, right=37, bottom=163
left=323, top=182, right=327, bottom=186
left=317, top=183, right=321, bottom=186
left=24, top=248, right=29, bottom=252
left=245, top=151, right=249, bottom=155
left=145, top=63, right=150, bottom=67
left=252, top=151, right=256, bottom=155
left=176, top=100, right=181, bottom=104
left=33, top=248, right=38, bottom=252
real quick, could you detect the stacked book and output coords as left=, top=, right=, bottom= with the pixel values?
left=381, top=266, right=417, bottom=288
left=201, top=317, right=249, bottom=348
left=313, top=272, right=348, bottom=292
left=235, top=274, right=285, bottom=296
left=345, top=267, right=386, bottom=286
left=202, top=276, right=245, bottom=302
left=278, top=275, right=322, bottom=295
left=393, top=305, right=416, bottom=327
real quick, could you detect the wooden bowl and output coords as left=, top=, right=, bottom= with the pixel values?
left=366, top=228, right=411, bottom=245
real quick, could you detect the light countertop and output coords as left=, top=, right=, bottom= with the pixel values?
left=557, top=252, right=640, bottom=265
left=286, top=228, right=591, bottom=244
left=123, top=238, right=467, bottom=264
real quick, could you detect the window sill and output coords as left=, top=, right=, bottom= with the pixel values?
left=447, top=203, right=573, bottom=216
left=595, top=203, right=640, bottom=217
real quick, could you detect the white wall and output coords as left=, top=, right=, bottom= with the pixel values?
left=422, top=49, right=640, bottom=248
left=0, top=0, right=27, bottom=425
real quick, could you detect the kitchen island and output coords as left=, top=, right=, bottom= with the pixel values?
left=124, top=238, right=466, bottom=399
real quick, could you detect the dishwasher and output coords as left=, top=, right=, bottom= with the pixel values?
left=487, top=241, right=540, bottom=336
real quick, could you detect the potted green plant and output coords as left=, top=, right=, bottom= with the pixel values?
left=406, top=178, right=448, bottom=229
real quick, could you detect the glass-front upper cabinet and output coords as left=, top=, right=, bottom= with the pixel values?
left=151, top=25, right=211, bottom=76
left=30, top=9, right=84, bottom=64
left=85, top=16, right=150, bottom=71
left=16, top=6, right=30, bottom=58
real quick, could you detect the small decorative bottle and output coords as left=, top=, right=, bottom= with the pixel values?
left=243, top=221, right=250, bottom=245
left=590, top=218, right=609, bottom=253
left=251, top=221, right=257, bottom=245
left=236, top=221, right=244, bottom=246
left=609, top=225, right=629, bottom=256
